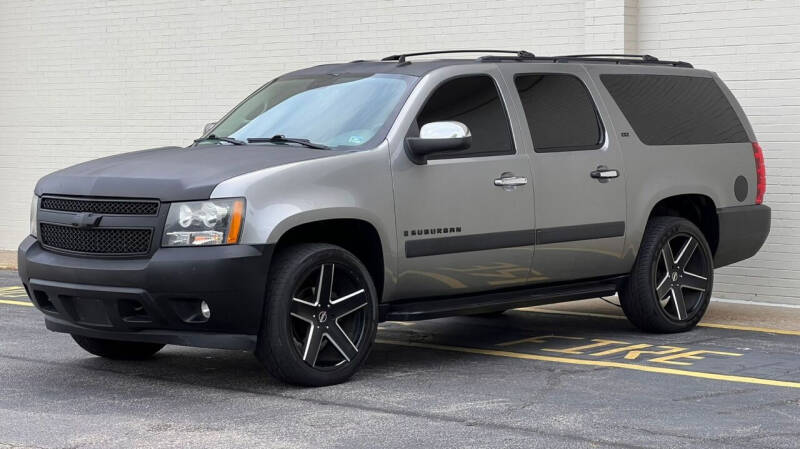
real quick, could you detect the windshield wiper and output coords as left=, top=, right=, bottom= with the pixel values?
left=247, top=135, right=330, bottom=150
left=194, top=134, right=246, bottom=146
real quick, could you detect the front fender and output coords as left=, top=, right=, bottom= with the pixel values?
left=209, top=142, right=398, bottom=284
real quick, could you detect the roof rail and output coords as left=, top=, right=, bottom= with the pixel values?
left=382, top=50, right=535, bottom=64
left=557, top=53, right=659, bottom=62
left=551, top=53, right=693, bottom=68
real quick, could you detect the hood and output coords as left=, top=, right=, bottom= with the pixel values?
left=35, top=144, right=338, bottom=201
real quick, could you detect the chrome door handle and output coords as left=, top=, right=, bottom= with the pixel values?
left=494, top=174, right=528, bottom=188
left=590, top=168, right=620, bottom=179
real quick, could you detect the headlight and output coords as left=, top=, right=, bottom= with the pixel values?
left=162, top=198, right=245, bottom=247
left=30, top=195, right=38, bottom=238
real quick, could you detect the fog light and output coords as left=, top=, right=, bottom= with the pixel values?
left=200, top=301, right=211, bottom=319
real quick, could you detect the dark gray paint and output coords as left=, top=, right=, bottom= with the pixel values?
left=35, top=145, right=337, bottom=202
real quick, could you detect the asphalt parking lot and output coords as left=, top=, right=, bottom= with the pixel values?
left=2, top=269, right=800, bottom=449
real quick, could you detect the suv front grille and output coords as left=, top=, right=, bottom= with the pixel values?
left=40, top=197, right=159, bottom=215
left=39, top=223, right=152, bottom=255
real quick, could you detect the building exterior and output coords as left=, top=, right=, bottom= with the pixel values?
left=1, top=0, right=798, bottom=304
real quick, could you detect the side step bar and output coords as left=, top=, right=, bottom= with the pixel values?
left=379, top=276, right=626, bottom=322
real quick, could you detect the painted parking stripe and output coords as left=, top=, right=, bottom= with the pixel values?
left=517, top=307, right=800, bottom=337
left=0, top=286, right=27, bottom=298
left=0, top=299, right=33, bottom=307
left=376, top=339, right=800, bottom=390
left=1, top=297, right=797, bottom=389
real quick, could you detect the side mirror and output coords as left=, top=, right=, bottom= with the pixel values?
left=202, top=122, right=217, bottom=136
left=405, top=121, right=472, bottom=164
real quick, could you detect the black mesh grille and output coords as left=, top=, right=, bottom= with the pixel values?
left=40, top=223, right=152, bottom=255
left=40, top=197, right=159, bottom=215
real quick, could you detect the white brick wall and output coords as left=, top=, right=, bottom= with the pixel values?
left=1, top=0, right=798, bottom=304
left=638, top=0, right=800, bottom=304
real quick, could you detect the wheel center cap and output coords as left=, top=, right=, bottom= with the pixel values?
left=318, top=310, right=328, bottom=323
left=671, top=272, right=679, bottom=282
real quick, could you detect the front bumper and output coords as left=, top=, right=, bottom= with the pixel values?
left=18, top=236, right=273, bottom=350
left=714, top=204, right=771, bottom=268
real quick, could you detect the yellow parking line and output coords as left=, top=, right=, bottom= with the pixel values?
left=0, top=299, right=33, bottom=307
left=519, top=307, right=800, bottom=337
left=376, top=339, right=800, bottom=390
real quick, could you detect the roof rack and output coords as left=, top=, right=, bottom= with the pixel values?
left=378, top=50, right=693, bottom=68
left=382, top=50, right=535, bottom=64
left=550, top=53, right=693, bottom=68
left=557, top=53, right=659, bottom=61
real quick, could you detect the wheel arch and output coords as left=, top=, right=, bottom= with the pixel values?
left=645, top=193, right=719, bottom=256
left=268, top=212, right=388, bottom=299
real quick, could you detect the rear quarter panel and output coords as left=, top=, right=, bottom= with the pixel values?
left=583, top=64, right=758, bottom=266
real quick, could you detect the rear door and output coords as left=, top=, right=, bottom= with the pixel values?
left=389, top=66, right=535, bottom=300
left=501, top=65, right=628, bottom=282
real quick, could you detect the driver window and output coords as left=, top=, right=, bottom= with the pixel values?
left=416, top=75, right=514, bottom=159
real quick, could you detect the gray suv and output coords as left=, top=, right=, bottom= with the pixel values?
left=18, top=50, right=771, bottom=386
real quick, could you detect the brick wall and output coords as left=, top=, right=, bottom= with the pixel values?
left=637, top=0, right=800, bottom=303
left=1, top=0, right=798, bottom=303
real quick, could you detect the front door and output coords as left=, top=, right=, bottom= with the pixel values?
left=502, top=66, right=627, bottom=283
left=390, top=68, right=535, bottom=300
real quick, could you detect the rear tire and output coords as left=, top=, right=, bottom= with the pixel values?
left=255, top=243, right=378, bottom=387
left=71, top=335, right=164, bottom=360
left=619, top=217, right=714, bottom=333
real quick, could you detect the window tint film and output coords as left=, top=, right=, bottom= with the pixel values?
left=515, top=74, right=604, bottom=152
left=601, top=74, right=749, bottom=145
left=417, top=75, right=513, bottom=158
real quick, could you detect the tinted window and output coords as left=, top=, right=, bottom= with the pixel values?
left=417, top=75, right=514, bottom=158
left=515, top=74, right=604, bottom=152
left=601, top=74, right=749, bottom=145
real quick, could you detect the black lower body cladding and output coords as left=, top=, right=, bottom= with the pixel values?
left=713, top=204, right=771, bottom=268
left=17, top=236, right=273, bottom=350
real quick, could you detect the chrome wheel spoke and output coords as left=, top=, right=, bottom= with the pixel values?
left=671, top=288, right=688, bottom=321
left=330, top=289, right=367, bottom=318
left=317, top=263, right=335, bottom=306
left=656, top=274, right=672, bottom=300
left=661, top=245, right=675, bottom=271
left=674, top=237, right=698, bottom=268
left=290, top=298, right=317, bottom=322
left=681, top=271, right=707, bottom=292
left=302, top=325, right=323, bottom=366
left=326, top=324, right=358, bottom=361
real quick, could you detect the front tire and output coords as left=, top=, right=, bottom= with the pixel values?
left=255, top=243, right=378, bottom=386
left=71, top=335, right=164, bottom=360
left=619, top=217, right=714, bottom=333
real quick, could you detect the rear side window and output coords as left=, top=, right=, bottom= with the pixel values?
left=417, top=75, right=514, bottom=158
left=514, top=74, right=604, bottom=152
left=601, top=74, right=749, bottom=145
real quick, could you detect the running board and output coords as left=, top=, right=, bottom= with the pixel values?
left=380, top=276, right=625, bottom=322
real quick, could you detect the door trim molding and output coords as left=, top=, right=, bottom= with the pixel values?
left=535, top=221, right=625, bottom=245
left=404, top=221, right=625, bottom=258
left=405, top=229, right=534, bottom=258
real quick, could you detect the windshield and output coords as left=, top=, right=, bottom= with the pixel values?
left=208, top=73, right=415, bottom=149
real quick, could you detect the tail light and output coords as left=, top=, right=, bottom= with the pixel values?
left=752, top=142, right=766, bottom=204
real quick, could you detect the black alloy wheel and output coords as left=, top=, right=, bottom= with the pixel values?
left=619, top=216, right=714, bottom=333
left=652, top=233, right=711, bottom=322
left=289, top=262, right=369, bottom=368
left=256, top=243, right=378, bottom=386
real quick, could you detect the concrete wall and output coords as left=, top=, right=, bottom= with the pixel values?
left=1, top=0, right=798, bottom=303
